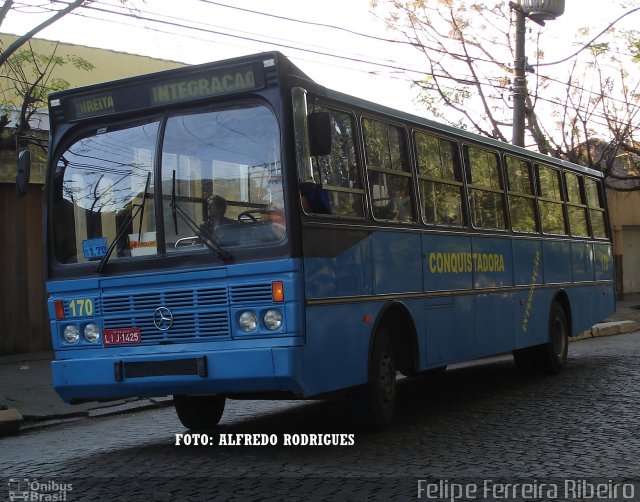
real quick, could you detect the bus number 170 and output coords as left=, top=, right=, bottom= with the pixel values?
left=69, top=298, right=94, bottom=317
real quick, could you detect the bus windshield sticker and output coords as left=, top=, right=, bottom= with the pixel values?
left=82, top=237, right=108, bottom=261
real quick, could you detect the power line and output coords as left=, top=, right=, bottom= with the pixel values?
left=533, top=6, right=640, bottom=67
left=83, top=2, right=640, bottom=127
left=16, top=1, right=640, bottom=138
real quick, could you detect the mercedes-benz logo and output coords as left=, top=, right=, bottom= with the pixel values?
left=153, top=307, right=173, bottom=331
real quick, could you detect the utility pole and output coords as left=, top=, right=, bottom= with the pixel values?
left=511, top=2, right=527, bottom=147
left=509, top=0, right=565, bottom=147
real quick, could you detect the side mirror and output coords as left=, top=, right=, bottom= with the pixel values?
left=16, top=150, right=31, bottom=197
left=308, top=112, right=332, bottom=157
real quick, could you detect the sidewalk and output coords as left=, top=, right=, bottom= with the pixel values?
left=2, top=294, right=639, bottom=436
left=0, top=351, right=173, bottom=435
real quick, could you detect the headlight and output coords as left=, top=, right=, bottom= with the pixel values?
left=239, top=311, right=258, bottom=331
left=84, top=323, right=100, bottom=343
left=63, top=325, right=80, bottom=343
left=263, top=310, right=282, bottom=330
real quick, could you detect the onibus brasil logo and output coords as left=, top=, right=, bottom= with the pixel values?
left=8, top=478, right=72, bottom=501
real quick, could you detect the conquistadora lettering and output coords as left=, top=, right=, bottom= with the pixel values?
left=428, top=252, right=505, bottom=274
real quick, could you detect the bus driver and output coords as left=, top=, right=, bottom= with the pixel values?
left=200, top=195, right=233, bottom=236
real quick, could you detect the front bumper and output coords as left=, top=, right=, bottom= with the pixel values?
left=52, top=345, right=304, bottom=403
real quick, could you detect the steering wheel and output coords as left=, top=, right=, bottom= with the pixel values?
left=237, top=209, right=264, bottom=223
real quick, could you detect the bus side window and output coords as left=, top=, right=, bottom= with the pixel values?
left=565, top=172, right=589, bottom=237
left=464, top=145, right=507, bottom=230
left=307, top=106, right=365, bottom=218
left=363, top=118, right=415, bottom=222
left=537, top=164, right=567, bottom=235
left=505, top=155, right=538, bottom=233
left=585, top=177, right=607, bottom=238
left=415, top=131, right=465, bottom=227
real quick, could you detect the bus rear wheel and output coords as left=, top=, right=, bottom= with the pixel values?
left=173, top=394, right=226, bottom=430
left=356, top=327, right=397, bottom=431
left=513, top=301, right=568, bottom=374
left=543, top=302, right=569, bottom=373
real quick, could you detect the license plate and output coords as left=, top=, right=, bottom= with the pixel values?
left=103, top=327, right=141, bottom=346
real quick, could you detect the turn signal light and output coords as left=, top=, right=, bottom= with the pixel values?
left=55, top=300, right=65, bottom=320
left=272, top=281, right=284, bottom=303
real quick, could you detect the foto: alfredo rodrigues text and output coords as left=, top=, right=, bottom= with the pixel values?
left=175, top=432, right=355, bottom=446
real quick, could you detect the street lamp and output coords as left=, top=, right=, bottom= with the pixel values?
left=509, top=0, right=565, bottom=146
left=522, top=0, right=565, bottom=23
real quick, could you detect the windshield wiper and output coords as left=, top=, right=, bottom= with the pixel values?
left=96, top=172, right=151, bottom=273
left=170, top=170, right=233, bottom=263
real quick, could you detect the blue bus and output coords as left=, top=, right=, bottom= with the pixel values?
left=24, top=51, right=614, bottom=430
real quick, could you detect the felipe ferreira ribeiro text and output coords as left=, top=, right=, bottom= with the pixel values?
left=417, top=480, right=636, bottom=501
left=175, top=433, right=355, bottom=446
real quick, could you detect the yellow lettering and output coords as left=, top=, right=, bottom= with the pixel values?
left=427, top=252, right=506, bottom=274
left=68, top=298, right=94, bottom=317
left=522, top=249, right=541, bottom=333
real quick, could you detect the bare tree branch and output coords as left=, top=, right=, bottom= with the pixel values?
left=0, top=0, right=89, bottom=66
left=0, top=0, right=14, bottom=27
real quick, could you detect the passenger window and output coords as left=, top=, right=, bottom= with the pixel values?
left=307, top=106, right=365, bottom=218
left=415, top=131, right=464, bottom=226
left=363, top=118, right=415, bottom=222
left=465, top=145, right=506, bottom=230
left=565, top=172, right=588, bottom=237
left=585, top=178, right=607, bottom=238
left=537, top=165, right=567, bottom=235
left=506, top=155, right=537, bottom=233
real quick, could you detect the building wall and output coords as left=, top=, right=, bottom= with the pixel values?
left=0, top=183, right=48, bottom=354
left=607, top=190, right=640, bottom=297
left=0, top=35, right=184, bottom=355
left=1, top=33, right=184, bottom=92
left=1, top=33, right=185, bottom=183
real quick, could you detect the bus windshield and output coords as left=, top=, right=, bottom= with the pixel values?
left=52, top=103, right=284, bottom=265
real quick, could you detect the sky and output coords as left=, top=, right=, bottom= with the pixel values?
left=1, top=0, right=638, bottom=118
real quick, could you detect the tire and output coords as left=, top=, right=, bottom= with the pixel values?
left=513, top=301, right=568, bottom=374
left=174, top=394, right=226, bottom=430
left=542, top=302, right=569, bottom=373
left=356, top=327, right=397, bottom=431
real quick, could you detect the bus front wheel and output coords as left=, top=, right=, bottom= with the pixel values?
left=356, top=327, right=397, bottom=431
left=173, top=394, right=226, bottom=430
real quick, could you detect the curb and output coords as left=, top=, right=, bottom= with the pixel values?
left=0, top=397, right=174, bottom=436
left=573, top=320, right=640, bottom=341
left=0, top=408, right=23, bottom=435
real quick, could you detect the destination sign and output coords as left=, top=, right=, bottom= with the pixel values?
left=150, top=66, right=259, bottom=105
left=71, top=93, right=115, bottom=119
left=62, top=61, right=265, bottom=121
